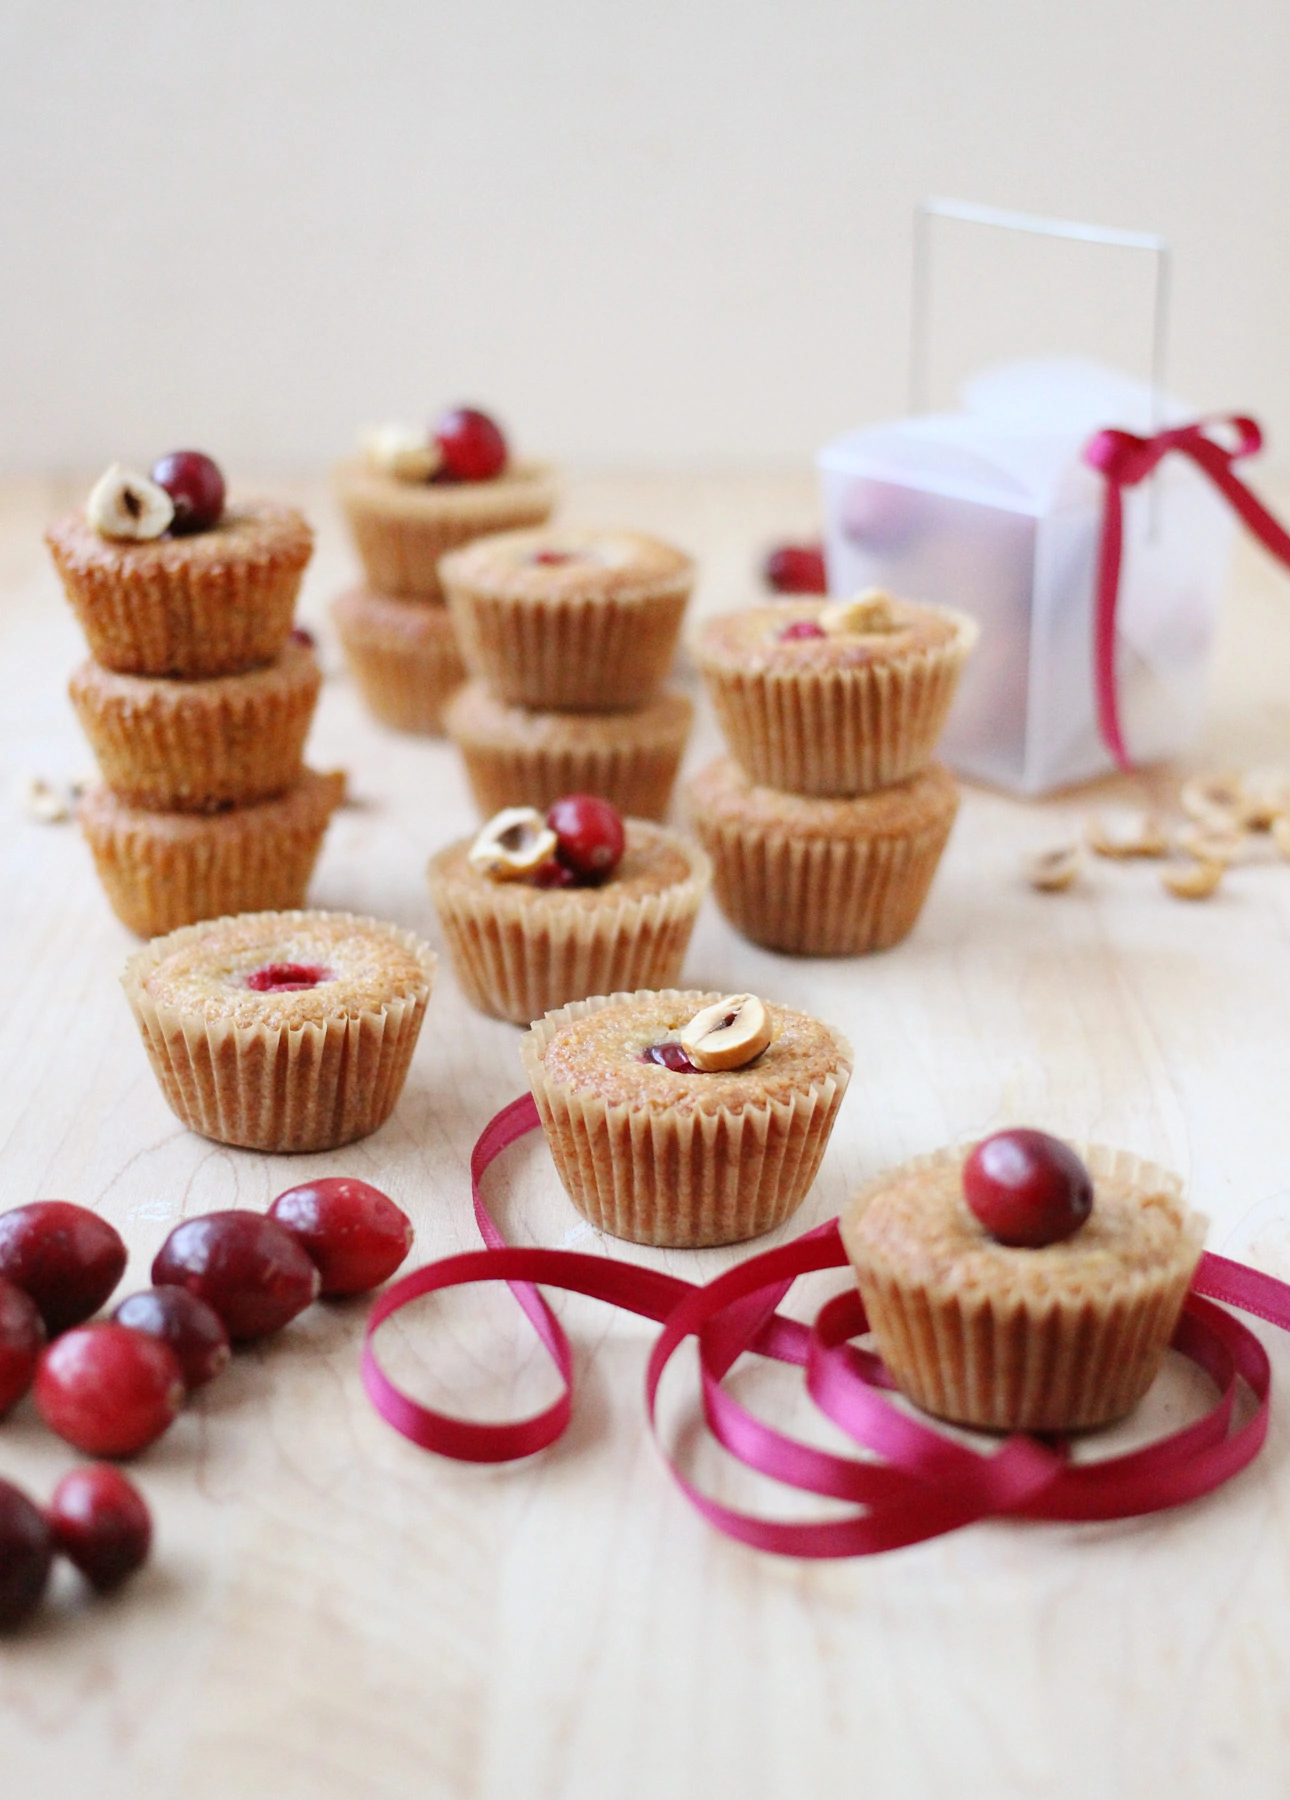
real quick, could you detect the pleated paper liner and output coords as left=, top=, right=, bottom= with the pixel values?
left=686, top=756, right=958, bottom=954
left=46, top=502, right=314, bottom=678
left=121, top=910, right=436, bottom=1153
left=332, top=586, right=467, bottom=735
left=78, top=768, right=345, bottom=938
left=697, top=605, right=978, bottom=796
left=521, top=990, right=854, bottom=1247
left=445, top=680, right=693, bottom=820
left=333, top=459, right=557, bottom=600
left=427, top=825, right=709, bottom=1026
left=840, top=1144, right=1208, bottom=1432
left=69, top=639, right=321, bottom=812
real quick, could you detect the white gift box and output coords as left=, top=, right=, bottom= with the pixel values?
left=817, top=358, right=1236, bottom=795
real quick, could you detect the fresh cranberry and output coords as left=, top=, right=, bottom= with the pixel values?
left=151, top=451, right=225, bottom=534
left=531, top=859, right=579, bottom=889
left=963, top=1130, right=1094, bottom=1248
left=151, top=1212, right=321, bottom=1341
left=245, top=962, right=331, bottom=993
left=531, top=549, right=574, bottom=566
left=640, top=1041, right=699, bottom=1073
left=0, top=1202, right=127, bottom=1336
left=111, top=1287, right=230, bottom=1391
left=779, top=619, right=827, bottom=641
left=0, top=1278, right=44, bottom=1414
left=269, top=1179, right=413, bottom=1297
left=48, top=1464, right=152, bottom=1592
left=763, top=542, right=828, bottom=594
left=0, top=1479, right=52, bottom=1628
left=432, top=407, right=508, bottom=482
left=289, top=625, right=316, bottom=649
left=547, top=794, right=626, bottom=881
left=35, top=1325, right=183, bottom=1458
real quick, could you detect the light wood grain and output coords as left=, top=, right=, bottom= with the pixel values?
left=2, top=472, right=1290, bottom=1800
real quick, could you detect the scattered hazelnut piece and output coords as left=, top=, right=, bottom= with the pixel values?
left=360, top=423, right=442, bottom=483
left=86, top=464, right=174, bottom=541
left=818, top=589, right=897, bottom=636
left=1180, top=773, right=1247, bottom=830
left=1162, top=859, right=1224, bottom=900
left=19, top=776, right=72, bottom=824
left=1175, top=822, right=1247, bottom=866
left=1025, top=845, right=1081, bottom=892
left=468, top=806, right=558, bottom=881
left=1273, top=815, right=1290, bottom=861
left=1086, top=811, right=1169, bottom=859
left=1239, top=768, right=1290, bottom=830
left=679, top=994, right=772, bottom=1072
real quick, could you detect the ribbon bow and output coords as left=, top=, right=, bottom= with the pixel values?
left=1083, top=414, right=1290, bottom=768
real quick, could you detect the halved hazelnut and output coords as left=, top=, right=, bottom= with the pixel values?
left=1162, top=859, right=1223, bottom=900
left=1025, top=845, right=1081, bottom=892
left=818, top=589, right=898, bottom=636
left=1239, top=767, right=1290, bottom=830
left=1175, top=822, right=1247, bottom=866
left=1086, top=811, right=1169, bottom=859
left=1180, top=773, right=1247, bottom=829
left=467, top=806, right=558, bottom=881
left=1272, top=815, right=1290, bottom=861
left=678, top=993, right=772, bottom=1072
left=360, top=423, right=442, bottom=483
left=19, top=774, right=71, bottom=824
left=86, top=464, right=174, bottom=541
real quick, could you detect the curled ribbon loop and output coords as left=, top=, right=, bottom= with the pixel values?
left=1083, top=413, right=1290, bottom=769
left=362, top=1097, right=1290, bottom=1559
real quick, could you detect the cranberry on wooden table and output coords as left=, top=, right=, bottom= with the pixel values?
left=112, top=1286, right=231, bottom=1391
left=152, top=1212, right=321, bottom=1341
left=963, top=1129, right=1094, bottom=1248
left=150, top=451, right=225, bottom=534
left=49, top=1464, right=152, bottom=1592
left=0, top=1201, right=127, bottom=1335
left=0, top=1478, right=53, bottom=1629
left=546, top=794, right=625, bottom=881
left=432, top=407, right=508, bottom=482
left=269, top=1179, right=413, bottom=1296
left=763, top=542, right=828, bottom=594
left=0, top=1277, right=44, bottom=1414
left=35, top=1324, right=184, bottom=1458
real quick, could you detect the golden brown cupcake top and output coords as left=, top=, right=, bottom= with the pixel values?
left=46, top=501, right=313, bottom=579
left=333, top=459, right=556, bottom=521
left=438, top=528, right=694, bottom=603
left=841, top=1153, right=1206, bottom=1308
left=430, top=820, right=701, bottom=909
left=533, top=989, right=852, bottom=1116
left=136, top=909, right=435, bottom=1030
left=70, top=635, right=320, bottom=712
left=687, top=755, right=957, bottom=839
left=697, top=597, right=969, bottom=673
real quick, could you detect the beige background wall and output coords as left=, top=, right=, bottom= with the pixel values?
left=1, top=0, right=1287, bottom=473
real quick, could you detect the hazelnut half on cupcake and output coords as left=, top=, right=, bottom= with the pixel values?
left=334, top=407, right=556, bottom=601
left=428, top=794, right=709, bottom=1025
left=522, top=989, right=853, bottom=1246
left=839, top=1129, right=1207, bottom=1432
left=696, top=590, right=978, bottom=796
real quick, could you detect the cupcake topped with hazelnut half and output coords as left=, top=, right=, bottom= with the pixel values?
left=840, top=1129, right=1207, bottom=1433
left=47, top=452, right=313, bottom=678
left=334, top=405, right=556, bottom=600
left=696, top=590, right=977, bottom=796
left=523, top=989, right=853, bottom=1246
left=428, top=794, right=709, bottom=1025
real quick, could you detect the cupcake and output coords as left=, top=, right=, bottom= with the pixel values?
left=122, top=910, right=436, bottom=1153
left=839, top=1130, right=1207, bottom=1432
left=47, top=458, right=313, bottom=678
left=332, top=587, right=467, bottom=735
left=428, top=795, right=709, bottom=1025
left=78, top=769, right=345, bottom=938
left=68, top=637, right=321, bottom=812
left=522, top=988, right=853, bottom=1246
left=440, top=528, right=694, bottom=711
left=335, top=407, right=556, bottom=600
left=445, top=680, right=693, bottom=822
left=686, top=755, right=958, bottom=955
left=695, top=591, right=978, bottom=796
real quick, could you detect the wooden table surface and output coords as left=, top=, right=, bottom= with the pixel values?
left=2, top=471, right=1290, bottom=1800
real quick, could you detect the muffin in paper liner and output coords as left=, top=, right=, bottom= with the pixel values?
left=440, top=527, right=694, bottom=712
left=46, top=502, right=313, bottom=678
left=445, top=680, right=693, bottom=821
left=686, top=755, right=958, bottom=955
left=696, top=598, right=978, bottom=796
left=334, top=459, right=557, bottom=600
left=332, top=586, right=466, bottom=735
left=121, top=909, right=436, bottom=1153
left=78, top=769, right=345, bottom=938
left=69, top=639, right=321, bottom=812
left=521, top=989, right=853, bottom=1247
left=427, top=821, right=709, bottom=1026
left=839, top=1142, right=1208, bottom=1433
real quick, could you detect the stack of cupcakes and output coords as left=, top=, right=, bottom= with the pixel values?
left=686, top=590, right=978, bottom=955
left=441, top=526, right=696, bottom=820
left=47, top=453, right=339, bottom=938
left=332, top=408, right=557, bottom=734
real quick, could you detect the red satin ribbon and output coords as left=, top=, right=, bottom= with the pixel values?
left=362, top=1095, right=1289, bottom=1558
left=1083, top=414, right=1290, bottom=769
